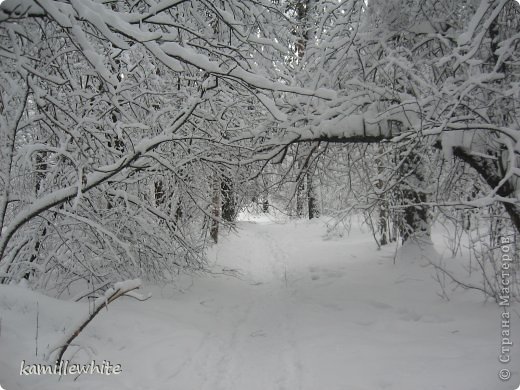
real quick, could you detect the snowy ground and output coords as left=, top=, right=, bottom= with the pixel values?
left=1, top=215, right=519, bottom=390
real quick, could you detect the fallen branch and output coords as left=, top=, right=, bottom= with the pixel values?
left=72, top=282, right=111, bottom=302
left=426, top=260, right=497, bottom=301
left=46, top=279, right=143, bottom=363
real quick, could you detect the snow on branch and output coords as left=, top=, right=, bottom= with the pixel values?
left=0, top=101, right=199, bottom=265
left=2, top=0, right=335, bottom=101
left=46, top=279, right=145, bottom=363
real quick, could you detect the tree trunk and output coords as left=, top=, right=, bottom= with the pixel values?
left=210, top=177, right=221, bottom=243
left=262, top=197, right=269, bottom=213
left=307, top=169, right=319, bottom=219
left=376, top=145, right=391, bottom=245
left=398, top=147, right=430, bottom=243
left=452, top=146, right=520, bottom=234
left=296, top=175, right=305, bottom=218
left=154, top=180, right=165, bottom=206
left=221, top=175, right=236, bottom=222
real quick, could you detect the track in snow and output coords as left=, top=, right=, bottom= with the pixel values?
left=1, top=218, right=518, bottom=390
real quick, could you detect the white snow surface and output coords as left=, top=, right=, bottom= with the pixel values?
left=0, top=215, right=519, bottom=390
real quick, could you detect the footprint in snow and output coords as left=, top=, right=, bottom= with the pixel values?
left=366, top=301, right=392, bottom=310
left=249, top=330, right=267, bottom=337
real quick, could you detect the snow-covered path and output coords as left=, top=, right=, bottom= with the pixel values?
left=132, top=221, right=307, bottom=390
left=1, top=217, right=519, bottom=390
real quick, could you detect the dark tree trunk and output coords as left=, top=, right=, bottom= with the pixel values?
left=307, top=170, right=319, bottom=219
left=173, top=199, right=183, bottom=228
left=24, top=226, right=46, bottom=280
left=296, top=179, right=305, bottom=217
left=221, top=176, right=236, bottom=222
left=295, top=159, right=305, bottom=217
left=376, top=145, right=393, bottom=245
left=154, top=180, right=165, bottom=205
left=452, top=146, right=520, bottom=234
left=262, top=198, right=269, bottom=213
left=379, top=202, right=389, bottom=245
left=210, top=178, right=221, bottom=244
left=398, top=148, right=430, bottom=243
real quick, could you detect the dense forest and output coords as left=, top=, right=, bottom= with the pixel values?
left=1, top=0, right=520, bottom=301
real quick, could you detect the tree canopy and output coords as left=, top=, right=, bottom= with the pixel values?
left=1, top=0, right=519, bottom=293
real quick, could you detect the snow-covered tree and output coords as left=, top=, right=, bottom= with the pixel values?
left=1, top=0, right=519, bottom=294
left=0, top=0, right=332, bottom=287
left=263, top=0, right=520, bottom=235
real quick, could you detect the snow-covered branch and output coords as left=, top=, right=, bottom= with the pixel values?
left=46, top=278, right=144, bottom=363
